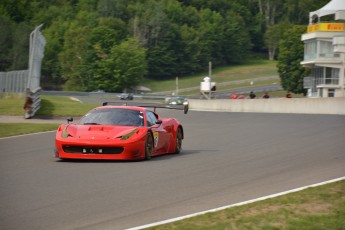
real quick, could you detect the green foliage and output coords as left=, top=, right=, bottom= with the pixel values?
left=277, top=25, right=308, bottom=94
left=264, top=21, right=292, bottom=60
left=93, top=37, right=147, bottom=92
left=284, top=0, right=330, bottom=24
left=0, top=0, right=332, bottom=93
left=0, top=13, right=14, bottom=71
left=222, top=10, right=252, bottom=64
left=59, top=24, right=91, bottom=91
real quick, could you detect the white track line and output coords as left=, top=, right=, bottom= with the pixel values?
left=127, top=176, right=345, bottom=230
left=0, top=130, right=55, bottom=140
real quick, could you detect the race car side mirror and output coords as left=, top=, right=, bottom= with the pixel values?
left=67, top=117, right=73, bottom=124
left=155, top=120, right=163, bottom=125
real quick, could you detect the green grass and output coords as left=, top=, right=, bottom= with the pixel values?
left=0, top=93, right=27, bottom=115
left=0, top=95, right=97, bottom=116
left=149, top=180, right=345, bottom=230
left=144, top=60, right=278, bottom=93
left=0, top=95, right=98, bottom=137
left=37, top=95, right=97, bottom=116
left=0, top=123, right=60, bottom=137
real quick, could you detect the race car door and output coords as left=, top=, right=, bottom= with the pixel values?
left=146, top=111, right=169, bottom=154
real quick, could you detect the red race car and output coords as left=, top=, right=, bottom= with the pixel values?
left=54, top=102, right=188, bottom=160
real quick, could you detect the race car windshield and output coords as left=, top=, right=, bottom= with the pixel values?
left=79, top=108, right=144, bottom=126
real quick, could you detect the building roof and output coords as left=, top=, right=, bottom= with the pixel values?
left=310, top=0, right=345, bottom=23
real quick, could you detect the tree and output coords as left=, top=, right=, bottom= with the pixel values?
left=277, top=25, right=308, bottom=94
left=264, top=21, right=291, bottom=60
left=11, top=22, right=31, bottom=70
left=93, top=37, right=147, bottom=92
left=58, top=10, right=98, bottom=91
left=0, top=13, right=14, bottom=71
left=59, top=23, right=92, bottom=91
left=97, top=0, right=129, bottom=20
left=284, top=0, right=330, bottom=24
left=256, top=0, right=285, bottom=59
left=39, top=4, right=74, bottom=89
left=222, top=10, right=252, bottom=64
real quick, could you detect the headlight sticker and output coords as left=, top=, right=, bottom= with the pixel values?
left=121, top=128, right=138, bottom=140
left=61, top=125, right=72, bottom=138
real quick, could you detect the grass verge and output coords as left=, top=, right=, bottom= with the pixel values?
left=38, top=95, right=97, bottom=116
left=0, top=95, right=97, bottom=116
left=148, top=180, right=345, bottom=230
left=0, top=95, right=97, bottom=137
left=0, top=123, right=59, bottom=138
left=144, top=60, right=278, bottom=93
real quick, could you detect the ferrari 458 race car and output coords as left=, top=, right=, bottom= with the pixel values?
left=55, top=102, right=188, bottom=160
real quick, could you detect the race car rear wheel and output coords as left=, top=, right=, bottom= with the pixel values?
left=175, top=127, right=183, bottom=154
left=145, top=133, right=154, bottom=160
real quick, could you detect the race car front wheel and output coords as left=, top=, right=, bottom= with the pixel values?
left=175, top=127, right=183, bottom=154
left=145, top=133, right=153, bottom=160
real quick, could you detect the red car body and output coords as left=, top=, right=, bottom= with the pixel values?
left=55, top=103, right=187, bottom=160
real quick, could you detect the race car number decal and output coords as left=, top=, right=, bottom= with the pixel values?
left=153, top=132, right=159, bottom=147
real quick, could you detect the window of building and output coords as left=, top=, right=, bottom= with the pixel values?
left=325, top=67, right=339, bottom=85
left=304, top=40, right=317, bottom=61
left=328, top=89, right=335, bottom=97
left=312, top=67, right=339, bottom=85
left=319, top=41, right=333, bottom=58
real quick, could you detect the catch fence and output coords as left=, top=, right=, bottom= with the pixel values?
left=0, top=24, right=46, bottom=118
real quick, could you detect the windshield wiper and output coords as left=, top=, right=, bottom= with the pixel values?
left=83, top=122, right=101, bottom=125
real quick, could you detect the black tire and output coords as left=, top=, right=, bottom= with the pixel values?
left=175, top=127, right=183, bottom=154
left=145, top=133, right=154, bottom=160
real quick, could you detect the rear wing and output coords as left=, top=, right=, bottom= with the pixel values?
left=102, top=101, right=189, bottom=114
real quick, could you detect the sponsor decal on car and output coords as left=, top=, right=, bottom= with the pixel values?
left=153, top=132, right=159, bottom=147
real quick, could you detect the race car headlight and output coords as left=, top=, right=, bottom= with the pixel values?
left=171, top=101, right=177, bottom=105
left=121, top=128, right=138, bottom=140
left=61, top=125, right=73, bottom=138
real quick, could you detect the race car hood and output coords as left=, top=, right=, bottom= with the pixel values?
left=60, top=124, right=143, bottom=140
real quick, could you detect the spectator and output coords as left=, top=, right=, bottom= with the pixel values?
left=237, top=95, right=245, bottom=99
left=262, top=92, right=270, bottom=99
left=249, top=91, right=256, bottom=99
left=286, top=91, right=292, bottom=98
left=231, top=93, right=238, bottom=99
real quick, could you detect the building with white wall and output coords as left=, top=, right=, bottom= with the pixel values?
left=301, top=0, right=345, bottom=98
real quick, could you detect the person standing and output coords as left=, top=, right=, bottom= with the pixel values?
left=249, top=91, right=256, bottom=99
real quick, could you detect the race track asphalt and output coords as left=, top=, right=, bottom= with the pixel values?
left=1, top=110, right=344, bottom=229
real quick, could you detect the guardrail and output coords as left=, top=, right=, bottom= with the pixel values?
left=24, top=88, right=41, bottom=119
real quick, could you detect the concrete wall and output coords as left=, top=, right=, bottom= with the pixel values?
left=189, top=98, right=345, bottom=115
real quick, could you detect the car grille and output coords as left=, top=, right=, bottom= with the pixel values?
left=62, top=146, right=124, bottom=154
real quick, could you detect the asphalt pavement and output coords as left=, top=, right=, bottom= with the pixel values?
left=1, top=111, right=344, bottom=230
